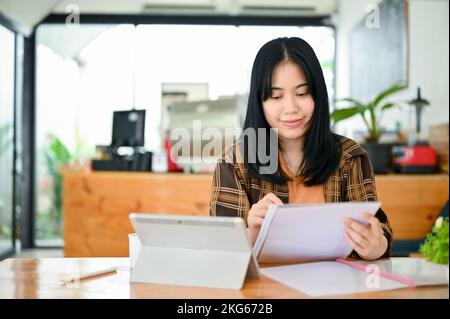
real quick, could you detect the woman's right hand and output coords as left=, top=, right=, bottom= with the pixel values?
left=247, top=193, right=283, bottom=244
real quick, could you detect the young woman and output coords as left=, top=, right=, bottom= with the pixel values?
left=210, top=37, right=393, bottom=261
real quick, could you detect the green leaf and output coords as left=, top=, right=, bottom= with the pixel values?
left=356, top=104, right=367, bottom=114
left=373, top=82, right=406, bottom=107
left=43, top=136, right=72, bottom=178
left=420, top=217, right=449, bottom=265
left=42, top=136, right=73, bottom=238
left=331, top=107, right=359, bottom=123
left=380, top=102, right=396, bottom=111
left=49, top=138, right=71, bottom=164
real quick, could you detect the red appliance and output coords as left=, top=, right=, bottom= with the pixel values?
left=164, top=131, right=183, bottom=172
left=392, top=145, right=437, bottom=173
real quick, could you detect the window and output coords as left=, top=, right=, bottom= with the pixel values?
left=0, top=24, right=16, bottom=256
left=35, top=22, right=335, bottom=245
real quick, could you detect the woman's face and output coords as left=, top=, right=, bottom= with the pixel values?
left=262, top=59, right=315, bottom=144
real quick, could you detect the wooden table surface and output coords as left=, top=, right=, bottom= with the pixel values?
left=0, top=258, right=448, bottom=299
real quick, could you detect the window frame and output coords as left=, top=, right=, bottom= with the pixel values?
left=0, top=15, right=20, bottom=259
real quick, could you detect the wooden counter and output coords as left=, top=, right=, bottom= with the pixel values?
left=63, top=171, right=213, bottom=257
left=63, top=171, right=448, bottom=257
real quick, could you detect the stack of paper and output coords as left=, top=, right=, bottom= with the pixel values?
left=253, top=202, right=381, bottom=263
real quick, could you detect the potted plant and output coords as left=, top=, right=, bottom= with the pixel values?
left=420, top=216, right=449, bottom=284
left=43, top=135, right=72, bottom=237
left=331, top=82, right=406, bottom=173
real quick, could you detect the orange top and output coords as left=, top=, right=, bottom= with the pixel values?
left=279, top=153, right=325, bottom=204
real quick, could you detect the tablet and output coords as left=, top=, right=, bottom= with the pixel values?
left=253, top=201, right=381, bottom=263
left=129, top=213, right=260, bottom=279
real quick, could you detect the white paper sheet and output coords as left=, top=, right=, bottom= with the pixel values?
left=253, top=202, right=381, bottom=263
left=261, top=258, right=449, bottom=297
left=261, top=261, right=407, bottom=297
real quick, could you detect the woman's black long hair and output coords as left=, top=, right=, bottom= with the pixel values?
left=241, top=37, right=340, bottom=186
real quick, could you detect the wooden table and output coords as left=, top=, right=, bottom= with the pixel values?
left=0, top=258, right=447, bottom=299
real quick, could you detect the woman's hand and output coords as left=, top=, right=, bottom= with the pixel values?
left=342, top=212, right=388, bottom=260
left=247, top=193, right=283, bottom=244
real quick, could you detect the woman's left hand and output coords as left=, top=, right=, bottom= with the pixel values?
left=342, top=212, right=388, bottom=260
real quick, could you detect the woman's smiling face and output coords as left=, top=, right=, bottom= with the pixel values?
left=262, top=59, right=315, bottom=144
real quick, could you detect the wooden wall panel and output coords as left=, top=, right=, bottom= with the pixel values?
left=63, top=172, right=212, bottom=257
left=376, top=174, right=448, bottom=240
left=63, top=172, right=448, bottom=257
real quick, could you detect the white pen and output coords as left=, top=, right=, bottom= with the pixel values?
left=61, top=267, right=117, bottom=284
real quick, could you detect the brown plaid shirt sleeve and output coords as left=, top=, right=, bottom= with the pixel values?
left=209, top=160, right=251, bottom=219
left=210, top=136, right=393, bottom=259
left=343, top=148, right=393, bottom=258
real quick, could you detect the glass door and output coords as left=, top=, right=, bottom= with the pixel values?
left=0, top=24, right=16, bottom=257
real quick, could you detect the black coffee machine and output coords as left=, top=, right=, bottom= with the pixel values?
left=92, top=109, right=152, bottom=172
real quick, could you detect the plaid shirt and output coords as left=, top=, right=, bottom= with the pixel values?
left=209, top=134, right=393, bottom=259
